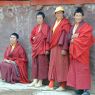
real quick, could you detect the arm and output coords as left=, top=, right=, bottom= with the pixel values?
left=30, top=26, right=36, bottom=45
left=59, top=23, right=71, bottom=55
left=45, top=26, right=50, bottom=51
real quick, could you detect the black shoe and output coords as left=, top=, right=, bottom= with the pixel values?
left=81, top=91, right=90, bottom=95
left=75, top=90, right=84, bottom=95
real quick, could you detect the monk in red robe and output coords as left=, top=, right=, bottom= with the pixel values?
left=67, top=7, right=94, bottom=95
left=29, top=12, right=49, bottom=87
left=45, top=6, right=71, bottom=91
left=0, top=33, right=29, bottom=83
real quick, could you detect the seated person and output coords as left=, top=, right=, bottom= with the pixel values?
left=0, top=33, right=29, bottom=83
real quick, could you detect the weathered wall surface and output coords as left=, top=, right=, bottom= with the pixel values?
left=0, top=4, right=95, bottom=92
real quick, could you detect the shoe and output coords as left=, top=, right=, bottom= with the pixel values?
left=28, top=82, right=36, bottom=87
left=81, top=91, right=90, bottom=95
left=44, top=86, right=54, bottom=91
left=75, top=90, right=84, bottom=95
left=56, top=86, right=65, bottom=91
left=35, top=82, right=42, bottom=87
left=28, top=79, right=38, bottom=87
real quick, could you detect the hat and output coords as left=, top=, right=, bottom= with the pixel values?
left=55, top=6, right=64, bottom=13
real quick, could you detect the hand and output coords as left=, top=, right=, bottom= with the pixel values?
left=33, top=37, right=35, bottom=40
left=71, top=39, right=74, bottom=43
left=10, top=60, right=15, bottom=64
left=45, top=51, right=49, bottom=55
left=4, top=59, right=7, bottom=62
left=72, top=33, right=79, bottom=39
left=4, top=59, right=11, bottom=63
left=61, top=50, right=67, bottom=56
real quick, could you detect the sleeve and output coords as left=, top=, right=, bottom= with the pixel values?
left=58, top=31, right=65, bottom=46
left=58, top=23, right=71, bottom=51
left=30, top=26, right=36, bottom=45
left=62, top=32, right=70, bottom=50
left=4, top=47, right=9, bottom=59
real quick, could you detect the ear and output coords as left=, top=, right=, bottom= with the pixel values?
left=82, top=16, right=85, bottom=19
left=73, top=16, right=75, bottom=19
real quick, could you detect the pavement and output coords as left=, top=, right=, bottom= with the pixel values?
left=0, top=79, right=94, bottom=95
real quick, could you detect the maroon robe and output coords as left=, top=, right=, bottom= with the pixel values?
left=67, top=21, right=94, bottom=89
left=0, top=61, right=19, bottom=83
left=48, top=18, right=71, bottom=82
left=30, top=22, right=49, bottom=80
left=0, top=42, right=29, bottom=83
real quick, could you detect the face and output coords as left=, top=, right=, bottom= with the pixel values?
left=10, top=35, right=17, bottom=45
left=36, top=15, right=44, bottom=24
left=55, top=11, right=63, bottom=20
left=74, top=13, right=84, bottom=23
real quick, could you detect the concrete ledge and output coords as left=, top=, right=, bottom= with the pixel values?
left=0, top=80, right=94, bottom=95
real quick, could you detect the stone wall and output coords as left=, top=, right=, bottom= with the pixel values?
left=0, top=5, right=95, bottom=92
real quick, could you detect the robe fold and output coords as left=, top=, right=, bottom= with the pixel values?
left=48, top=18, right=71, bottom=82
left=67, top=21, right=94, bottom=89
left=0, top=42, right=29, bottom=83
left=30, top=22, right=49, bottom=80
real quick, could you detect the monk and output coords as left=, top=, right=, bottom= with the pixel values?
left=67, top=7, right=94, bottom=95
left=0, top=33, right=29, bottom=83
left=46, top=6, right=71, bottom=91
left=29, top=12, right=49, bottom=87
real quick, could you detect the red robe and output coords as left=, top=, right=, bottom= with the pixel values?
left=50, top=18, right=71, bottom=49
left=67, top=21, right=94, bottom=89
left=30, top=22, right=50, bottom=58
left=48, top=18, right=71, bottom=82
left=70, top=21, right=94, bottom=64
left=2, top=42, right=29, bottom=83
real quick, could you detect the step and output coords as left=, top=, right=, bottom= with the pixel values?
left=0, top=80, right=94, bottom=95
